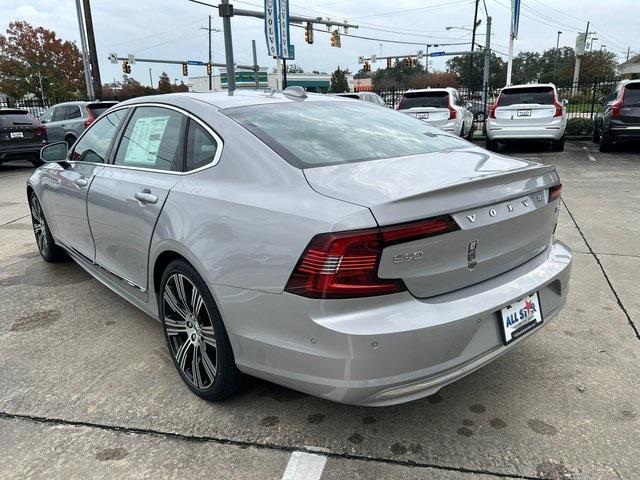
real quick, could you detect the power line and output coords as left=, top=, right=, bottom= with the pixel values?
left=351, top=0, right=474, bottom=20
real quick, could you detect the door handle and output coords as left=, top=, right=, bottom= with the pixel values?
left=134, top=190, right=158, bottom=204
left=74, top=177, right=89, bottom=188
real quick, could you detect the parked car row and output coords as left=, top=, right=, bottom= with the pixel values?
left=592, top=79, right=640, bottom=152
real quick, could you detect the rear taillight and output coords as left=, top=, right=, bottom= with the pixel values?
left=34, top=125, right=47, bottom=138
left=489, top=95, right=500, bottom=119
left=285, top=216, right=459, bottom=299
left=448, top=104, right=457, bottom=120
left=553, top=101, right=563, bottom=117
left=84, top=109, right=95, bottom=128
left=397, top=98, right=404, bottom=110
left=611, top=99, right=623, bottom=117
left=549, top=183, right=562, bottom=202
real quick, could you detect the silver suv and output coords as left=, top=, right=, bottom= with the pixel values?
left=486, top=84, right=568, bottom=151
left=40, top=101, right=118, bottom=147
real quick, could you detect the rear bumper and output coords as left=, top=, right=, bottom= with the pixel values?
left=0, top=143, right=44, bottom=160
left=487, top=123, right=564, bottom=141
left=609, top=125, right=640, bottom=141
left=214, top=240, right=572, bottom=406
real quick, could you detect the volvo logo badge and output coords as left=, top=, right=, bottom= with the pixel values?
left=466, top=214, right=476, bottom=223
left=467, top=240, right=478, bottom=271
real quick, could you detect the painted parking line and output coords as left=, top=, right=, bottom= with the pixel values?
left=281, top=451, right=327, bottom=480
left=582, top=145, right=597, bottom=162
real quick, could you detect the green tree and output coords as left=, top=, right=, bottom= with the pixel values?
left=157, top=72, right=172, bottom=94
left=512, top=51, right=542, bottom=84
left=0, top=21, right=85, bottom=98
left=287, top=63, right=304, bottom=74
left=330, top=67, right=349, bottom=93
left=372, top=59, right=425, bottom=89
left=445, top=52, right=506, bottom=87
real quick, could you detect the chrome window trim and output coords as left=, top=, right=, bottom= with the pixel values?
left=67, top=102, right=224, bottom=176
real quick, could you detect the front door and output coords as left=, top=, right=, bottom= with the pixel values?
left=44, top=109, right=128, bottom=260
left=88, top=106, right=186, bottom=292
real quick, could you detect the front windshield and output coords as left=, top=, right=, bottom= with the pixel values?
left=224, top=100, right=468, bottom=168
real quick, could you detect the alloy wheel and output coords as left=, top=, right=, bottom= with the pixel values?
left=30, top=196, right=48, bottom=257
left=163, top=273, right=217, bottom=389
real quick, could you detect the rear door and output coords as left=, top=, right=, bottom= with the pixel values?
left=88, top=105, right=186, bottom=295
left=0, top=110, right=46, bottom=153
left=399, top=91, right=451, bottom=127
left=619, top=83, right=640, bottom=125
left=43, top=105, right=68, bottom=142
left=493, top=86, right=557, bottom=127
left=64, top=104, right=84, bottom=140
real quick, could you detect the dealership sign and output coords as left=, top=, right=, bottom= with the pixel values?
left=264, top=0, right=293, bottom=59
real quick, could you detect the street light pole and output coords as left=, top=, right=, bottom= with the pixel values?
left=208, top=15, right=213, bottom=90
left=467, top=0, right=480, bottom=92
left=74, top=0, right=94, bottom=100
left=553, top=31, right=562, bottom=83
left=149, top=68, right=153, bottom=87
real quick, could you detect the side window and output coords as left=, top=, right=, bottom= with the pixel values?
left=68, top=105, right=82, bottom=119
left=71, top=109, right=127, bottom=163
left=185, top=120, right=218, bottom=171
left=52, top=106, right=66, bottom=122
left=114, top=107, right=185, bottom=172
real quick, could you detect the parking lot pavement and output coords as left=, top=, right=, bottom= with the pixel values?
left=0, top=141, right=638, bottom=480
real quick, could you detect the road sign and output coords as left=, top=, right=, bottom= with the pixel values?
left=127, top=54, right=136, bottom=64
left=264, top=0, right=278, bottom=57
left=187, top=60, right=206, bottom=66
left=371, top=54, right=377, bottom=63
left=108, top=53, right=118, bottom=64
left=431, top=51, right=446, bottom=57
left=287, top=44, right=295, bottom=60
left=358, top=56, right=364, bottom=64
left=416, top=51, right=424, bottom=59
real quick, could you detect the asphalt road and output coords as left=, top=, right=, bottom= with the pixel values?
left=0, top=141, right=638, bottom=480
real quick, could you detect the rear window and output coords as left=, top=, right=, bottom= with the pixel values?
left=623, top=83, right=640, bottom=106
left=399, top=91, right=449, bottom=109
left=225, top=101, right=467, bottom=169
left=87, top=102, right=117, bottom=117
left=498, top=87, right=554, bottom=106
left=0, top=113, right=38, bottom=127
left=336, top=94, right=359, bottom=99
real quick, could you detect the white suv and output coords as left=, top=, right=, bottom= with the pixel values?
left=486, top=83, right=568, bottom=151
left=398, top=88, right=475, bottom=138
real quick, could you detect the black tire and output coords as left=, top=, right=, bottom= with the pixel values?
left=485, top=138, right=498, bottom=151
left=29, top=193, right=68, bottom=262
left=551, top=137, right=565, bottom=152
left=30, top=155, right=44, bottom=167
left=159, top=259, right=243, bottom=401
left=599, top=132, right=613, bottom=152
left=475, top=112, right=486, bottom=123
left=592, top=126, right=600, bottom=144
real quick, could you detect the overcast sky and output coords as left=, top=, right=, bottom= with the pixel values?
left=2, top=0, right=638, bottom=88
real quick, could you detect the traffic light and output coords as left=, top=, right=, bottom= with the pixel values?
left=121, top=60, right=131, bottom=74
left=386, top=57, right=392, bottom=69
left=405, top=57, right=413, bottom=67
left=304, top=22, right=314, bottom=44
left=206, top=64, right=212, bottom=76
left=330, top=29, right=341, bottom=48
left=363, top=61, right=370, bottom=72
left=182, top=63, right=188, bottom=76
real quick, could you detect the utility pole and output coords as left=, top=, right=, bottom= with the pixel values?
left=219, top=0, right=236, bottom=95
left=252, top=39, right=259, bottom=88
left=148, top=68, right=153, bottom=88
left=200, top=16, right=220, bottom=90
left=627, top=47, right=631, bottom=61
left=468, top=0, right=480, bottom=91
left=82, top=0, right=102, bottom=98
left=74, top=0, right=94, bottom=100
left=553, top=31, right=562, bottom=83
left=425, top=44, right=430, bottom=74
left=283, top=58, right=288, bottom=89
left=482, top=16, right=492, bottom=89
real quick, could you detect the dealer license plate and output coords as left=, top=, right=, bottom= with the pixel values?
left=517, top=109, right=531, bottom=117
left=10, top=132, right=24, bottom=138
left=500, top=292, right=542, bottom=344
left=416, top=112, right=429, bottom=119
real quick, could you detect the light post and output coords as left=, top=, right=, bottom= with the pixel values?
left=553, top=31, right=562, bottom=83
left=600, top=45, right=606, bottom=51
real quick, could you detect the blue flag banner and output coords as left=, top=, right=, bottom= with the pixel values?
left=511, top=0, right=521, bottom=39
left=264, top=0, right=279, bottom=57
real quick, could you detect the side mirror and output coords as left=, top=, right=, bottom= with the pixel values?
left=561, top=98, right=569, bottom=106
left=40, top=141, right=68, bottom=164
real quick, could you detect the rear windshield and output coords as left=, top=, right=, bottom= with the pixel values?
left=399, top=91, right=449, bottom=109
left=87, top=103, right=117, bottom=117
left=0, top=114, right=38, bottom=127
left=623, top=83, right=640, bottom=106
left=336, top=94, right=359, bottom=99
left=224, top=101, right=467, bottom=168
left=498, top=87, right=554, bottom=106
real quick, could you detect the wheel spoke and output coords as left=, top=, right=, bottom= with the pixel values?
left=174, top=274, right=191, bottom=314
left=191, top=289, right=204, bottom=319
left=191, top=346, right=202, bottom=388
left=164, top=317, right=187, bottom=336
left=200, top=325, right=217, bottom=349
left=175, top=338, right=191, bottom=371
left=164, top=285, right=189, bottom=320
left=31, top=200, right=41, bottom=222
left=200, top=343, right=216, bottom=382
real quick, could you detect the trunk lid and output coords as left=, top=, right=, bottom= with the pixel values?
left=399, top=91, right=451, bottom=126
left=0, top=110, right=44, bottom=145
left=493, top=86, right=558, bottom=127
left=304, top=147, right=560, bottom=298
left=620, top=84, right=640, bottom=125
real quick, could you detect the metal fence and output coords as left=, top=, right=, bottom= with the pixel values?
left=374, top=79, right=619, bottom=136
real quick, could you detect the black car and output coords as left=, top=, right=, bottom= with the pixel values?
left=593, top=80, right=640, bottom=152
left=0, top=108, right=48, bottom=166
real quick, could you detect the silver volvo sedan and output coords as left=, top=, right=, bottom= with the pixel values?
left=27, top=89, right=572, bottom=406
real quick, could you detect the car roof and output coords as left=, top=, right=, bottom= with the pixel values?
left=404, top=87, right=455, bottom=95
left=501, top=83, right=556, bottom=90
left=120, top=90, right=349, bottom=110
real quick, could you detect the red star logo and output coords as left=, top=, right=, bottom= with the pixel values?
left=523, top=300, right=535, bottom=316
